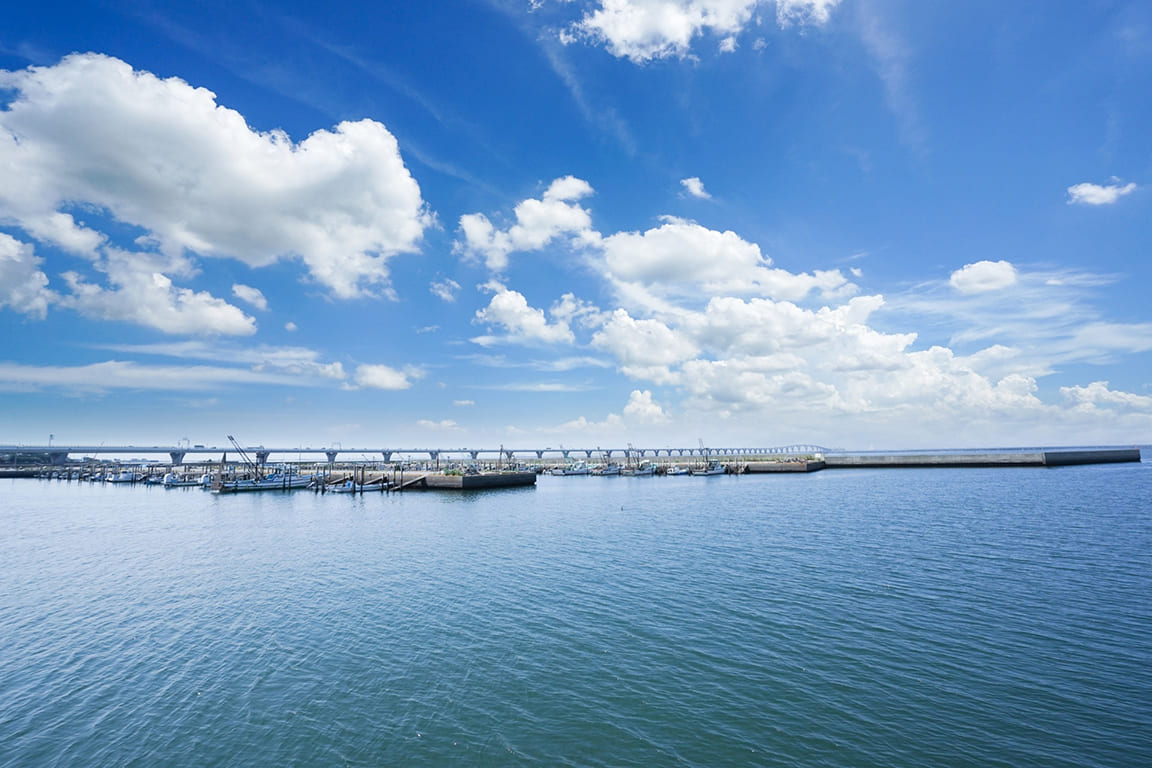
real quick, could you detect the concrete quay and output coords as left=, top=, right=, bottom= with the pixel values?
left=821, top=448, right=1141, bottom=469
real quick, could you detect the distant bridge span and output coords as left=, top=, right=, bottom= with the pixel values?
left=0, top=443, right=830, bottom=465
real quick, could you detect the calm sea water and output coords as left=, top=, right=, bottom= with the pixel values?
left=2, top=461, right=1150, bottom=767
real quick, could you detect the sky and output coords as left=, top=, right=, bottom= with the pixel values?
left=1, top=0, right=1150, bottom=451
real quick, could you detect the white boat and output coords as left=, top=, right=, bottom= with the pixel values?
left=593, top=463, right=622, bottom=476
left=162, top=472, right=203, bottom=487
left=106, top=470, right=144, bottom=483
left=328, top=479, right=358, bottom=493
left=665, top=465, right=690, bottom=476
left=691, top=461, right=726, bottom=476
left=212, top=468, right=311, bottom=493
left=631, top=462, right=656, bottom=476
left=551, top=461, right=590, bottom=476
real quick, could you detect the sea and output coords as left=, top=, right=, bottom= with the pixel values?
left=1, top=457, right=1150, bottom=767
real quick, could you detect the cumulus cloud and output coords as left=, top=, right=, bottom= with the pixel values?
left=599, top=216, right=853, bottom=304
left=353, top=363, right=423, bottom=390
left=1061, top=381, right=1152, bottom=413
left=591, top=309, right=698, bottom=380
left=949, top=260, right=1018, bottom=294
left=1066, top=180, right=1138, bottom=206
left=57, top=249, right=256, bottom=336
left=564, top=1, right=840, bottom=63
left=680, top=176, right=711, bottom=199
left=455, top=176, right=595, bottom=271
left=231, top=284, right=268, bottom=311
left=0, top=233, right=54, bottom=319
left=622, top=389, right=670, bottom=424
left=472, top=282, right=576, bottom=346
left=0, top=53, right=432, bottom=299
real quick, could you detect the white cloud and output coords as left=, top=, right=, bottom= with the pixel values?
left=775, top=0, right=840, bottom=27
left=680, top=176, right=711, bottom=199
left=453, top=399, right=475, bottom=406
left=231, top=283, right=268, bottom=311
left=622, top=389, right=670, bottom=424
left=1061, top=381, right=1152, bottom=413
left=95, top=340, right=347, bottom=380
left=430, top=278, right=461, bottom=302
left=599, top=216, right=853, bottom=303
left=58, top=249, right=256, bottom=336
left=417, top=419, right=460, bottom=430
left=1066, top=180, right=1138, bottom=206
left=0, top=232, right=54, bottom=319
left=0, top=53, right=432, bottom=299
left=455, top=176, right=595, bottom=271
left=472, top=282, right=576, bottom=346
left=353, top=363, right=423, bottom=390
left=565, top=1, right=840, bottom=63
left=949, top=260, right=1018, bottom=294
left=0, top=360, right=324, bottom=393
left=591, top=309, right=698, bottom=376
left=284, top=321, right=298, bottom=332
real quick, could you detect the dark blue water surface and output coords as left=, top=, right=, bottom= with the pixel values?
left=2, top=461, right=1150, bottom=767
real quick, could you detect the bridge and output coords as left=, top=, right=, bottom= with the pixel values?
left=0, top=443, right=830, bottom=466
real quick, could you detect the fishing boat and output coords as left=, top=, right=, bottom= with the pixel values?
left=593, top=462, right=622, bottom=476
left=212, top=468, right=311, bottom=493
left=161, top=472, right=203, bottom=487
left=551, top=461, right=590, bottom=476
left=691, top=461, right=726, bottom=476
left=665, top=465, right=690, bottom=476
left=106, top=470, right=144, bottom=483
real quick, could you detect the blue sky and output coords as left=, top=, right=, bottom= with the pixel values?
left=1, top=0, right=1149, bottom=450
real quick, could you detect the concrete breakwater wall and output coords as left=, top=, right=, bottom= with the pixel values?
left=822, top=448, right=1140, bottom=469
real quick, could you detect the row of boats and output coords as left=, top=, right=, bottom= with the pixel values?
left=37, top=466, right=382, bottom=493
left=549, top=460, right=726, bottom=476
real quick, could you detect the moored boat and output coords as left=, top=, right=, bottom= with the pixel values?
left=212, top=467, right=311, bottom=493
left=551, top=461, right=590, bottom=476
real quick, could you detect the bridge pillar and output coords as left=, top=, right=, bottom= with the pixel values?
left=326, top=451, right=339, bottom=464
left=561, top=450, right=570, bottom=458
left=535, top=450, right=544, bottom=459
left=169, top=451, right=185, bottom=465
left=48, top=451, right=68, bottom=466
left=381, top=451, right=393, bottom=463
left=604, top=450, right=613, bottom=458
left=470, top=451, right=479, bottom=460
left=584, top=450, right=593, bottom=458
left=430, top=450, right=440, bottom=468
left=255, top=451, right=270, bottom=465
left=504, top=450, right=515, bottom=462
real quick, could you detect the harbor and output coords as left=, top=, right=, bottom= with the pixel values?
left=1, top=446, right=1142, bottom=489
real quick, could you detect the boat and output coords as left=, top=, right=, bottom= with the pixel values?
left=106, top=470, right=144, bottom=483
left=212, top=467, right=311, bottom=493
left=691, top=461, right=726, bottom=476
left=161, top=472, right=203, bottom=487
left=665, top=465, right=690, bottom=476
left=621, top=461, right=655, bottom=476
left=551, top=461, right=590, bottom=476
left=593, top=462, right=622, bottom=476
